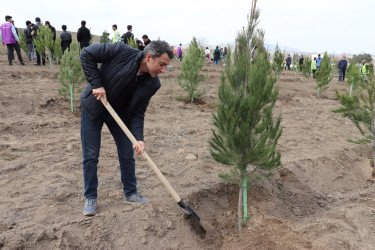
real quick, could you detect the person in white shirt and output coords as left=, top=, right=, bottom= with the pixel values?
left=205, top=47, right=210, bottom=63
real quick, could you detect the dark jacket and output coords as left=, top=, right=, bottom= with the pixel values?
left=299, top=57, right=304, bottom=65
left=24, top=26, right=33, bottom=44
left=144, top=39, right=151, bottom=47
left=123, top=31, right=133, bottom=45
left=48, top=25, right=56, bottom=41
left=80, top=43, right=161, bottom=141
left=213, top=49, right=221, bottom=60
left=337, top=59, right=348, bottom=70
left=136, top=39, right=144, bottom=51
left=32, top=22, right=42, bottom=38
left=60, top=30, right=72, bottom=48
left=286, top=56, right=292, bottom=65
left=77, top=26, right=91, bottom=43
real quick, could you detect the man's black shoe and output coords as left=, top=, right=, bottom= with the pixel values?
left=20, top=61, right=25, bottom=65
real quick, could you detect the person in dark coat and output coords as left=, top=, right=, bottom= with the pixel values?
left=45, top=21, right=56, bottom=41
left=45, top=21, right=56, bottom=59
left=122, top=25, right=133, bottom=45
left=24, top=20, right=34, bottom=61
left=337, top=56, right=348, bottom=82
left=60, top=25, right=72, bottom=54
left=31, top=17, right=45, bottom=66
left=138, top=34, right=151, bottom=50
left=213, top=46, right=221, bottom=65
left=79, top=40, right=174, bottom=216
left=77, top=20, right=91, bottom=50
left=299, top=55, right=304, bottom=71
left=285, top=54, right=292, bottom=70
left=135, top=38, right=144, bottom=51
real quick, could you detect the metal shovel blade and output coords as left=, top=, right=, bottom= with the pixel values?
left=178, top=200, right=207, bottom=232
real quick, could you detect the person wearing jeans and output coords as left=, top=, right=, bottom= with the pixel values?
left=0, top=15, right=25, bottom=66
left=337, top=56, right=347, bottom=82
left=24, top=20, right=34, bottom=61
left=81, top=110, right=137, bottom=200
left=80, top=40, right=174, bottom=216
left=213, top=46, right=220, bottom=65
left=31, top=17, right=45, bottom=66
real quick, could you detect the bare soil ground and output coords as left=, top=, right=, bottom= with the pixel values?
left=0, top=48, right=375, bottom=249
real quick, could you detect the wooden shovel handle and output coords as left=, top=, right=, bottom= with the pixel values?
left=101, top=99, right=182, bottom=203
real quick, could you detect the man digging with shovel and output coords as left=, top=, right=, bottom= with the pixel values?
left=80, top=40, right=174, bottom=216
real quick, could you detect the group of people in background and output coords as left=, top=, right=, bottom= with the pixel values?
left=284, top=52, right=370, bottom=83
left=1, top=15, right=75, bottom=66
left=311, top=54, right=369, bottom=82
left=107, top=24, right=152, bottom=52
left=0, top=15, right=158, bottom=66
left=205, top=46, right=227, bottom=65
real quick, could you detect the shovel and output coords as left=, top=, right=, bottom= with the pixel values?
left=100, top=99, right=208, bottom=232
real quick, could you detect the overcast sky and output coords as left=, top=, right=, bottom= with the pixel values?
left=2, top=0, right=374, bottom=55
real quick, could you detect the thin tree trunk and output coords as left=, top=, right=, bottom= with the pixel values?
left=251, top=0, right=257, bottom=19
left=238, top=185, right=243, bottom=231
left=73, top=85, right=76, bottom=112
left=48, top=51, right=54, bottom=75
left=243, top=176, right=248, bottom=222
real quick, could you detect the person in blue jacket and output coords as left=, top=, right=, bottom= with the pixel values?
left=337, top=56, right=347, bottom=82
left=316, top=54, right=322, bottom=70
left=79, top=40, right=174, bottom=216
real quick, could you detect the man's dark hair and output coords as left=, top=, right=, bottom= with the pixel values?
left=35, top=17, right=41, bottom=22
left=26, top=20, right=31, bottom=26
left=81, top=20, right=86, bottom=26
left=143, top=40, right=174, bottom=60
left=5, top=15, right=12, bottom=21
left=45, top=21, right=50, bottom=25
left=142, top=35, right=148, bottom=39
left=112, top=24, right=117, bottom=29
left=127, top=25, right=132, bottom=30
left=62, top=25, right=67, bottom=31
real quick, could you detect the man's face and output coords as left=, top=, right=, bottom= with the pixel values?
left=144, top=53, right=170, bottom=78
left=143, top=38, right=148, bottom=43
left=112, top=26, right=115, bottom=31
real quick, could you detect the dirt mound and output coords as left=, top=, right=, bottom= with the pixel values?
left=1, top=47, right=375, bottom=249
